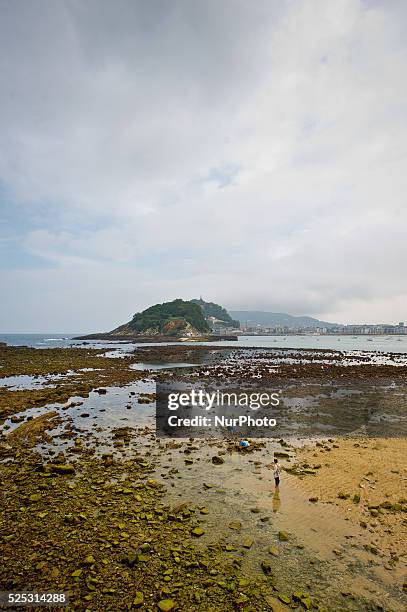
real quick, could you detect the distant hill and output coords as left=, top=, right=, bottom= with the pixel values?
left=230, top=311, right=337, bottom=329
left=112, top=299, right=210, bottom=337
left=192, top=298, right=240, bottom=328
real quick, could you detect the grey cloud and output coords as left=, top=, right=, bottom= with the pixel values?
left=0, top=0, right=406, bottom=331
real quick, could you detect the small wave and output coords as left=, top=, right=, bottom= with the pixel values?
left=44, top=338, right=65, bottom=341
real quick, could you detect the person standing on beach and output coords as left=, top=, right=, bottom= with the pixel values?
left=273, top=458, right=281, bottom=490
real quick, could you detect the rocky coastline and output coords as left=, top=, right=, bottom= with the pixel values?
left=0, top=343, right=406, bottom=611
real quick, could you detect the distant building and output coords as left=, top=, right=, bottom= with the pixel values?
left=236, top=321, right=406, bottom=336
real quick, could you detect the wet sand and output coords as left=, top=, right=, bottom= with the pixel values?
left=156, top=436, right=406, bottom=611
left=295, top=438, right=407, bottom=565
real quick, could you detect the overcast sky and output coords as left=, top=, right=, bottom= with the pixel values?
left=1, top=0, right=406, bottom=332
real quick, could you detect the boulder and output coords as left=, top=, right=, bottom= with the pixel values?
left=261, top=560, right=273, bottom=575
left=133, top=592, right=144, bottom=608
left=191, top=527, right=205, bottom=537
left=50, top=464, right=75, bottom=475
left=212, top=456, right=224, bottom=465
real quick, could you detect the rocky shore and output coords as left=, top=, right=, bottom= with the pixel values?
left=73, top=334, right=238, bottom=342
left=0, top=343, right=406, bottom=611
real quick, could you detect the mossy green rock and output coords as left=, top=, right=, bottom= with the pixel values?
left=228, top=521, right=242, bottom=531
left=133, top=592, right=144, bottom=607
left=158, top=599, right=176, bottom=611
left=278, top=594, right=291, bottom=604
left=380, top=501, right=392, bottom=509
left=278, top=530, right=289, bottom=541
left=292, top=592, right=304, bottom=601
left=191, top=527, right=205, bottom=537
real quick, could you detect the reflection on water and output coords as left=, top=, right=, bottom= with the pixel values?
left=272, top=489, right=281, bottom=513
left=0, top=380, right=156, bottom=457
left=0, top=372, right=76, bottom=390
left=0, top=369, right=102, bottom=391
left=130, top=362, right=199, bottom=371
